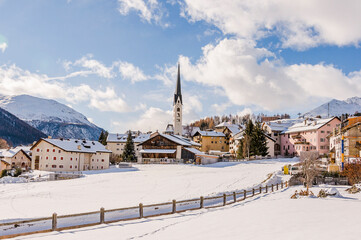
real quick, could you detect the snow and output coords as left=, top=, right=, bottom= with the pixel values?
left=107, top=133, right=151, bottom=143
left=0, top=158, right=296, bottom=222
left=140, top=149, right=176, bottom=154
left=0, top=94, right=94, bottom=126
left=39, top=138, right=111, bottom=153
left=0, top=176, right=28, bottom=184
left=194, top=131, right=226, bottom=137
left=284, top=117, right=335, bottom=134
left=304, top=97, right=361, bottom=117
left=12, top=184, right=361, bottom=240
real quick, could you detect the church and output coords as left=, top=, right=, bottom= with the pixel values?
left=138, top=64, right=203, bottom=163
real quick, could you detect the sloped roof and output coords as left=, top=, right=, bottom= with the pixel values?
left=226, top=126, right=241, bottom=135
left=140, top=149, right=176, bottom=154
left=184, top=147, right=204, bottom=155
left=0, top=147, right=30, bottom=159
left=285, top=117, right=338, bottom=134
left=194, top=131, right=226, bottom=137
left=107, top=133, right=150, bottom=143
left=32, top=138, right=111, bottom=153
left=139, top=133, right=201, bottom=147
left=263, top=119, right=303, bottom=132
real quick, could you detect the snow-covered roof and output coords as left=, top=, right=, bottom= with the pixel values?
left=139, top=133, right=201, bottom=147
left=194, top=131, right=226, bottom=137
left=35, top=138, right=111, bottom=153
left=285, top=117, right=337, bottom=134
left=140, top=149, right=176, bottom=154
left=0, top=158, right=10, bottom=165
left=184, top=147, right=204, bottom=155
left=0, top=147, right=30, bottom=158
left=263, top=119, right=303, bottom=132
left=226, top=126, right=241, bottom=135
left=215, top=122, right=240, bottom=129
left=107, top=133, right=150, bottom=143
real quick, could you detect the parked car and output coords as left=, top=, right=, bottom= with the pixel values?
left=289, top=165, right=302, bottom=175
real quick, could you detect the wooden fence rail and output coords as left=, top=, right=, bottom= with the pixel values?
left=0, top=181, right=288, bottom=239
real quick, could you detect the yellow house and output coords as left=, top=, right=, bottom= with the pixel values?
left=0, top=147, right=32, bottom=171
left=31, top=138, right=111, bottom=172
left=192, top=131, right=228, bottom=153
left=0, top=159, right=10, bottom=172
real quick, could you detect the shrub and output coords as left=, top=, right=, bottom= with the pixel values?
left=1, top=169, right=7, bottom=178
left=341, top=159, right=361, bottom=185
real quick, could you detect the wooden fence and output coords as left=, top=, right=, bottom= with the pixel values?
left=0, top=181, right=288, bottom=239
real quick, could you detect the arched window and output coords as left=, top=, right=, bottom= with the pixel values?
left=177, top=107, right=180, bottom=112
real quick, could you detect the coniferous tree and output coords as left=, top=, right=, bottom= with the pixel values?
left=237, top=139, right=244, bottom=159
left=98, top=131, right=109, bottom=146
left=253, top=122, right=269, bottom=156
left=122, top=131, right=136, bottom=162
left=98, top=131, right=104, bottom=144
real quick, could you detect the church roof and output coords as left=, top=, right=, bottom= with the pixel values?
left=174, top=63, right=182, bottom=105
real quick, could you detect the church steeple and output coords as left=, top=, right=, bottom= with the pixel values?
left=174, top=63, right=182, bottom=105
left=173, top=63, right=183, bottom=136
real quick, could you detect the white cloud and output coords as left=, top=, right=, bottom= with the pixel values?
left=0, top=42, right=7, bottom=53
left=177, top=38, right=361, bottom=112
left=118, top=0, right=168, bottom=27
left=118, top=61, right=148, bottom=83
left=0, top=64, right=130, bottom=113
left=181, top=0, right=361, bottom=50
left=238, top=108, right=253, bottom=117
left=73, top=54, right=115, bottom=79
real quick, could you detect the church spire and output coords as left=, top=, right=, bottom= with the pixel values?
left=174, top=63, right=182, bottom=105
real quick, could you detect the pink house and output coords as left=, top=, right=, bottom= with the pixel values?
left=280, top=117, right=341, bottom=156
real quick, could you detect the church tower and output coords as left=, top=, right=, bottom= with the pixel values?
left=173, top=63, right=183, bottom=136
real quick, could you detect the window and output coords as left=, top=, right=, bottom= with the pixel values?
left=45, top=164, right=48, bottom=168
left=70, top=165, right=72, bottom=169
left=320, top=138, right=325, bottom=142
left=92, top=159, right=94, bottom=162
left=321, top=131, right=325, bottom=133
left=60, top=157, right=63, bottom=160
left=52, top=165, right=57, bottom=168
left=101, top=166, right=103, bottom=169
left=70, top=158, right=72, bottom=161
left=97, top=159, right=99, bottom=162
left=53, top=157, right=56, bottom=160
left=58, top=150, right=61, bottom=153
left=53, top=149, right=55, bottom=152
left=46, top=156, right=48, bottom=160
left=75, top=165, right=77, bottom=169
left=117, top=143, right=120, bottom=145
left=47, top=149, right=49, bottom=152
left=37, top=149, right=40, bottom=152
left=211, top=141, right=213, bottom=144
left=116, top=148, right=119, bottom=151
left=59, top=165, right=64, bottom=168
left=177, top=107, right=180, bottom=112
left=288, top=145, right=290, bottom=150
left=101, top=159, right=104, bottom=162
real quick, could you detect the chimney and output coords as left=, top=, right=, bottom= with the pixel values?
left=48, top=136, right=52, bottom=139
left=77, top=145, right=81, bottom=150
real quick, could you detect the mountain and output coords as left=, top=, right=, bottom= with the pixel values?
left=303, top=97, right=361, bottom=117
left=0, top=95, right=104, bottom=140
left=0, top=107, right=47, bottom=146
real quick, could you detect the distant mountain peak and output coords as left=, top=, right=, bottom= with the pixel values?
left=304, top=97, right=361, bottom=117
left=0, top=94, right=103, bottom=140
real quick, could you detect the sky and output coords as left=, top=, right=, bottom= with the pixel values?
left=1, top=0, right=361, bottom=133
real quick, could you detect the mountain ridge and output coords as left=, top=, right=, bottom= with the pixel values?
left=304, top=96, right=361, bottom=117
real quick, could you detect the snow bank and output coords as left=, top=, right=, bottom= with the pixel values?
left=0, top=176, right=28, bottom=184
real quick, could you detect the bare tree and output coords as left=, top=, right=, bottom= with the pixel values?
left=300, top=151, right=321, bottom=194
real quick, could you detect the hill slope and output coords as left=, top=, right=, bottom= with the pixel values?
left=0, top=95, right=103, bottom=140
left=0, top=107, right=46, bottom=146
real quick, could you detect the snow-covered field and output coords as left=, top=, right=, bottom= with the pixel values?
left=15, top=185, right=361, bottom=240
left=0, top=158, right=296, bottom=223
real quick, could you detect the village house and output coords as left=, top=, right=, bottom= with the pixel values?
left=281, top=117, right=341, bottom=156
left=262, top=119, right=303, bottom=157
left=31, top=138, right=111, bottom=171
left=137, top=132, right=201, bottom=163
left=0, top=147, right=32, bottom=171
left=329, top=116, right=361, bottom=168
left=214, top=122, right=242, bottom=155
left=192, top=130, right=227, bottom=153
left=106, top=132, right=150, bottom=160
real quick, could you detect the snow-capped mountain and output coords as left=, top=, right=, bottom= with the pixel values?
left=0, top=95, right=104, bottom=140
left=303, top=97, right=361, bottom=117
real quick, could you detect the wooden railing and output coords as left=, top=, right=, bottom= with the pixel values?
left=0, top=181, right=288, bottom=239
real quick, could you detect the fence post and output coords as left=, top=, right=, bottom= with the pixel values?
left=243, top=190, right=247, bottom=200
left=233, top=192, right=236, bottom=203
left=285, top=181, right=288, bottom=187
left=277, top=183, right=279, bottom=191
left=200, top=196, right=204, bottom=208
left=52, top=213, right=57, bottom=231
left=281, top=182, right=283, bottom=189
left=223, top=194, right=227, bottom=206
left=139, top=203, right=143, bottom=218
left=252, top=188, right=255, bottom=196
left=272, top=184, right=274, bottom=192
left=259, top=186, right=262, bottom=194
left=172, top=200, right=176, bottom=213
left=266, top=185, right=268, bottom=193
left=100, top=207, right=105, bottom=224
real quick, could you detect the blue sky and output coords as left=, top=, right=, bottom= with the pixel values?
left=1, top=0, right=361, bottom=133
